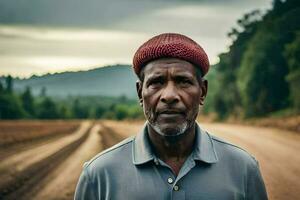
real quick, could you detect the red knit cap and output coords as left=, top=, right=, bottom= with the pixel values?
left=133, top=33, right=210, bottom=76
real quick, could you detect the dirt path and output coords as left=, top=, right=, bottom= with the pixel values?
left=30, top=124, right=103, bottom=200
left=97, top=121, right=300, bottom=200
left=0, top=121, right=92, bottom=199
left=29, top=122, right=126, bottom=200
left=1, top=120, right=298, bottom=200
left=201, top=123, right=300, bottom=200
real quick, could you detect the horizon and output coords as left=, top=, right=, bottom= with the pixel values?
left=0, top=63, right=132, bottom=79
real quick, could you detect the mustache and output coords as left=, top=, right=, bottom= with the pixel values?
left=156, top=108, right=185, bottom=115
left=146, top=107, right=186, bottom=122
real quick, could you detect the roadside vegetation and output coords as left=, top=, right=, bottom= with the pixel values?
left=0, top=78, right=143, bottom=120
left=204, top=0, right=300, bottom=120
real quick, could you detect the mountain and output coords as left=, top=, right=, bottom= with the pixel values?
left=10, top=65, right=139, bottom=98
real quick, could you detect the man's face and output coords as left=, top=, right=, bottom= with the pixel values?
left=137, top=58, right=207, bottom=137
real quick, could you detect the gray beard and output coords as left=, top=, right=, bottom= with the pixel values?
left=147, top=120, right=189, bottom=137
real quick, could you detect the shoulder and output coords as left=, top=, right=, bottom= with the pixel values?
left=208, top=132, right=258, bottom=167
left=83, top=136, right=135, bottom=173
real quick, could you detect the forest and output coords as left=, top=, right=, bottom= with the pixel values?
left=204, top=0, right=300, bottom=119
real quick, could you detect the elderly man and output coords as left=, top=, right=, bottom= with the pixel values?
left=75, top=33, right=268, bottom=200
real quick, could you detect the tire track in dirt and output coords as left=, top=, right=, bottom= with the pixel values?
left=0, top=131, right=78, bottom=161
left=28, top=121, right=125, bottom=200
left=98, top=121, right=126, bottom=149
left=0, top=121, right=92, bottom=200
left=29, top=124, right=103, bottom=200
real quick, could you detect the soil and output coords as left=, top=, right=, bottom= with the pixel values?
left=201, top=122, right=300, bottom=200
left=0, top=120, right=299, bottom=200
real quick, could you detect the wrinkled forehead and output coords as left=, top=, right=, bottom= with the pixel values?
left=143, top=58, right=197, bottom=78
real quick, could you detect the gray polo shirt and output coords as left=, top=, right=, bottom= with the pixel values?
left=75, top=123, right=268, bottom=200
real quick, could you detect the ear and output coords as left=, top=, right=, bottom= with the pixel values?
left=199, top=79, right=208, bottom=105
left=136, top=80, right=143, bottom=107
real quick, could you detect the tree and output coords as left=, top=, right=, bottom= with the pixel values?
left=95, top=105, right=106, bottom=119
left=237, top=31, right=289, bottom=117
left=211, top=0, right=300, bottom=119
left=58, top=104, right=72, bottom=119
left=0, top=94, right=25, bottom=119
left=40, top=86, right=47, bottom=97
left=37, top=97, right=59, bottom=119
left=211, top=10, right=262, bottom=119
left=284, top=33, right=300, bottom=112
left=127, top=105, right=143, bottom=119
left=72, top=99, right=89, bottom=119
left=5, top=75, right=13, bottom=93
left=0, top=81, right=4, bottom=93
left=21, top=86, right=35, bottom=117
left=114, top=104, right=128, bottom=120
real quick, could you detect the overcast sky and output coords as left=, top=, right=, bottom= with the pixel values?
left=0, top=0, right=272, bottom=78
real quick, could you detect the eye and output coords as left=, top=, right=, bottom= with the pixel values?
left=147, top=78, right=164, bottom=88
left=178, top=78, right=193, bottom=86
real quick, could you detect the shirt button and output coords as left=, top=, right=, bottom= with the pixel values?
left=167, top=177, right=173, bottom=184
left=173, top=185, right=179, bottom=191
left=154, top=159, right=159, bottom=165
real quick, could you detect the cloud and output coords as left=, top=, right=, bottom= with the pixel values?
left=0, top=0, right=271, bottom=29
left=0, top=0, right=272, bottom=77
left=0, top=0, right=167, bottom=28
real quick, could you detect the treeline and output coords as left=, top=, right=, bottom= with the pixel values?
left=204, top=0, right=300, bottom=119
left=0, top=76, right=143, bottom=120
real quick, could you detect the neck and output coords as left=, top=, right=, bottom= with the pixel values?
left=147, top=123, right=196, bottom=162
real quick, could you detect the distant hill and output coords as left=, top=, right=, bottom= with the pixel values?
left=9, top=65, right=139, bottom=98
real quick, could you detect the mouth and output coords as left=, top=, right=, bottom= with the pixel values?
left=161, top=111, right=181, bottom=114
left=157, top=110, right=184, bottom=117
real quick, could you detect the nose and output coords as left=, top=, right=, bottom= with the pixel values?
left=160, top=82, right=179, bottom=105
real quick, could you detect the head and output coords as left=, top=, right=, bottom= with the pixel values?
left=133, top=33, right=210, bottom=138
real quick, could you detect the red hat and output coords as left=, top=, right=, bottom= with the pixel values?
left=133, top=33, right=210, bottom=76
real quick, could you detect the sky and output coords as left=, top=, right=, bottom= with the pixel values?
left=0, top=0, right=272, bottom=78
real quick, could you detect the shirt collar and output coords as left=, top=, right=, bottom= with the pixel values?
left=193, top=123, right=219, bottom=163
left=132, top=122, right=155, bottom=165
left=132, top=122, right=218, bottom=165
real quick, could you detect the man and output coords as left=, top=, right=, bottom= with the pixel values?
left=75, top=33, right=268, bottom=200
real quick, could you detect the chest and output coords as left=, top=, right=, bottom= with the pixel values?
left=165, top=159, right=185, bottom=176
left=97, top=163, right=246, bottom=200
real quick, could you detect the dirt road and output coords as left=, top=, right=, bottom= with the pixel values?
left=30, top=124, right=103, bottom=200
left=0, top=120, right=299, bottom=200
left=0, top=121, right=92, bottom=199
left=28, top=121, right=126, bottom=200
left=201, top=123, right=300, bottom=200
